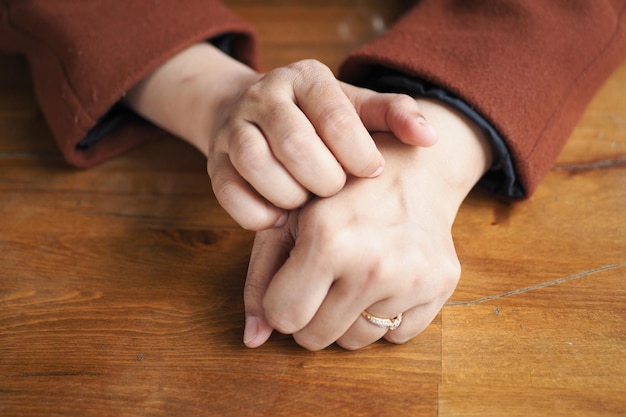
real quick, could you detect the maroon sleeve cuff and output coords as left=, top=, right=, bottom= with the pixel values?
left=0, top=0, right=258, bottom=167
left=340, top=1, right=626, bottom=196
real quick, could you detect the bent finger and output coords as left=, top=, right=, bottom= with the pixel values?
left=334, top=299, right=443, bottom=350
left=383, top=299, right=446, bottom=345
left=208, top=154, right=287, bottom=231
left=292, top=278, right=379, bottom=351
left=290, top=62, right=385, bottom=178
left=227, top=123, right=310, bottom=209
left=253, top=98, right=348, bottom=198
left=262, top=232, right=336, bottom=337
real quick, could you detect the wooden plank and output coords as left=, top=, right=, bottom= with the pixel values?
left=440, top=270, right=626, bottom=415
left=230, top=2, right=409, bottom=71
left=439, top=385, right=626, bottom=417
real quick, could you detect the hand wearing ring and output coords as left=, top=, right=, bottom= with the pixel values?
left=243, top=126, right=477, bottom=350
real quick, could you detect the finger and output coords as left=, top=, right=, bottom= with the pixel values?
left=276, top=229, right=398, bottom=351
left=383, top=299, right=445, bottom=345
left=335, top=311, right=390, bottom=351
left=252, top=95, right=348, bottom=197
left=334, top=299, right=437, bottom=350
left=267, top=222, right=397, bottom=350
left=292, top=277, right=381, bottom=351
left=243, top=225, right=295, bottom=348
left=208, top=153, right=287, bottom=231
left=342, top=83, right=438, bottom=147
left=288, top=61, right=385, bottom=179
left=318, top=263, right=444, bottom=350
left=262, top=230, right=336, bottom=338
left=226, top=122, right=310, bottom=209
left=301, top=274, right=412, bottom=351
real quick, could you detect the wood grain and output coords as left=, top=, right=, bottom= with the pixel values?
left=1, top=1, right=625, bottom=416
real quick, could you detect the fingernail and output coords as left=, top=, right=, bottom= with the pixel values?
left=273, top=211, right=288, bottom=228
left=416, top=116, right=430, bottom=127
left=243, top=316, right=259, bottom=345
left=369, top=165, right=384, bottom=178
left=416, top=115, right=437, bottom=140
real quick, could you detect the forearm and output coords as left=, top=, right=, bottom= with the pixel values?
left=124, top=42, right=259, bottom=157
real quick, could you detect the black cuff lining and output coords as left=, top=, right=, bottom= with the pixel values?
left=75, top=103, right=140, bottom=150
left=76, top=33, right=240, bottom=152
left=357, top=68, right=525, bottom=199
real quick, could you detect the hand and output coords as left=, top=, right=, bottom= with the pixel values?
left=124, top=43, right=437, bottom=231
left=243, top=100, right=494, bottom=350
left=208, top=58, right=438, bottom=230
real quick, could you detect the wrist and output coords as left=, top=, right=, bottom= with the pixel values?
left=374, top=99, right=494, bottom=225
left=124, top=42, right=259, bottom=157
left=416, top=98, right=494, bottom=192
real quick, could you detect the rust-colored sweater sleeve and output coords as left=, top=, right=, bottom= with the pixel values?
left=340, top=0, right=626, bottom=197
left=0, top=0, right=258, bottom=167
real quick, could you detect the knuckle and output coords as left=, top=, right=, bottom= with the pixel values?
left=363, top=258, right=388, bottom=289
left=274, top=131, right=347, bottom=197
left=293, top=332, right=327, bottom=352
left=351, top=157, right=381, bottom=179
left=288, top=58, right=328, bottom=75
left=317, top=106, right=361, bottom=142
left=406, top=248, right=461, bottom=300
left=314, top=172, right=346, bottom=198
left=210, top=173, right=238, bottom=208
left=263, top=59, right=329, bottom=89
left=211, top=181, right=268, bottom=231
left=273, top=129, right=311, bottom=162
left=312, top=220, right=345, bottom=254
left=299, top=202, right=346, bottom=249
left=263, top=300, right=307, bottom=335
left=316, top=108, right=380, bottom=177
left=264, top=310, right=296, bottom=335
left=289, top=60, right=335, bottom=94
left=357, top=242, right=391, bottom=289
left=233, top=213, right=268, bottom=232
left=336, top=338, right=367, bottom=351
left=440, top=258, right=462, bottom=298
left=387, top=95, right=416, bottom=123
left=239, top=212, right=278, bottom=232
left=276, top=190, right=309, bottom=211
left=319, top=105, right=356, bottom=130
left=238, top=83, right=266, bottom=108
left=392, top=93, right=418, bottom=109
left=385, top=332, right=414, bottom=345
left=230, top=134, right=269, bottom=174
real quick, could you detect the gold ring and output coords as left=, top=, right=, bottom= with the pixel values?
left=361, top=310, right=403, bottom=331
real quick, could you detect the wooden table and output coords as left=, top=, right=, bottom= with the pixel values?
left=1, top=2, right=624, bottom=416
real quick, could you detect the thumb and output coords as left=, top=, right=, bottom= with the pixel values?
left=342, top=83, right=438, bottom=147
left=243, top=221, right=295, bottom=348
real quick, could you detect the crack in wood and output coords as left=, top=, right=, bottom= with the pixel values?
left=552, top=157, right=626, bottom=171
left=446, top=262, right=626, bottom=306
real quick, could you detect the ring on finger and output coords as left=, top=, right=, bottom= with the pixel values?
left=361, top=310, right=403, bottom=331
